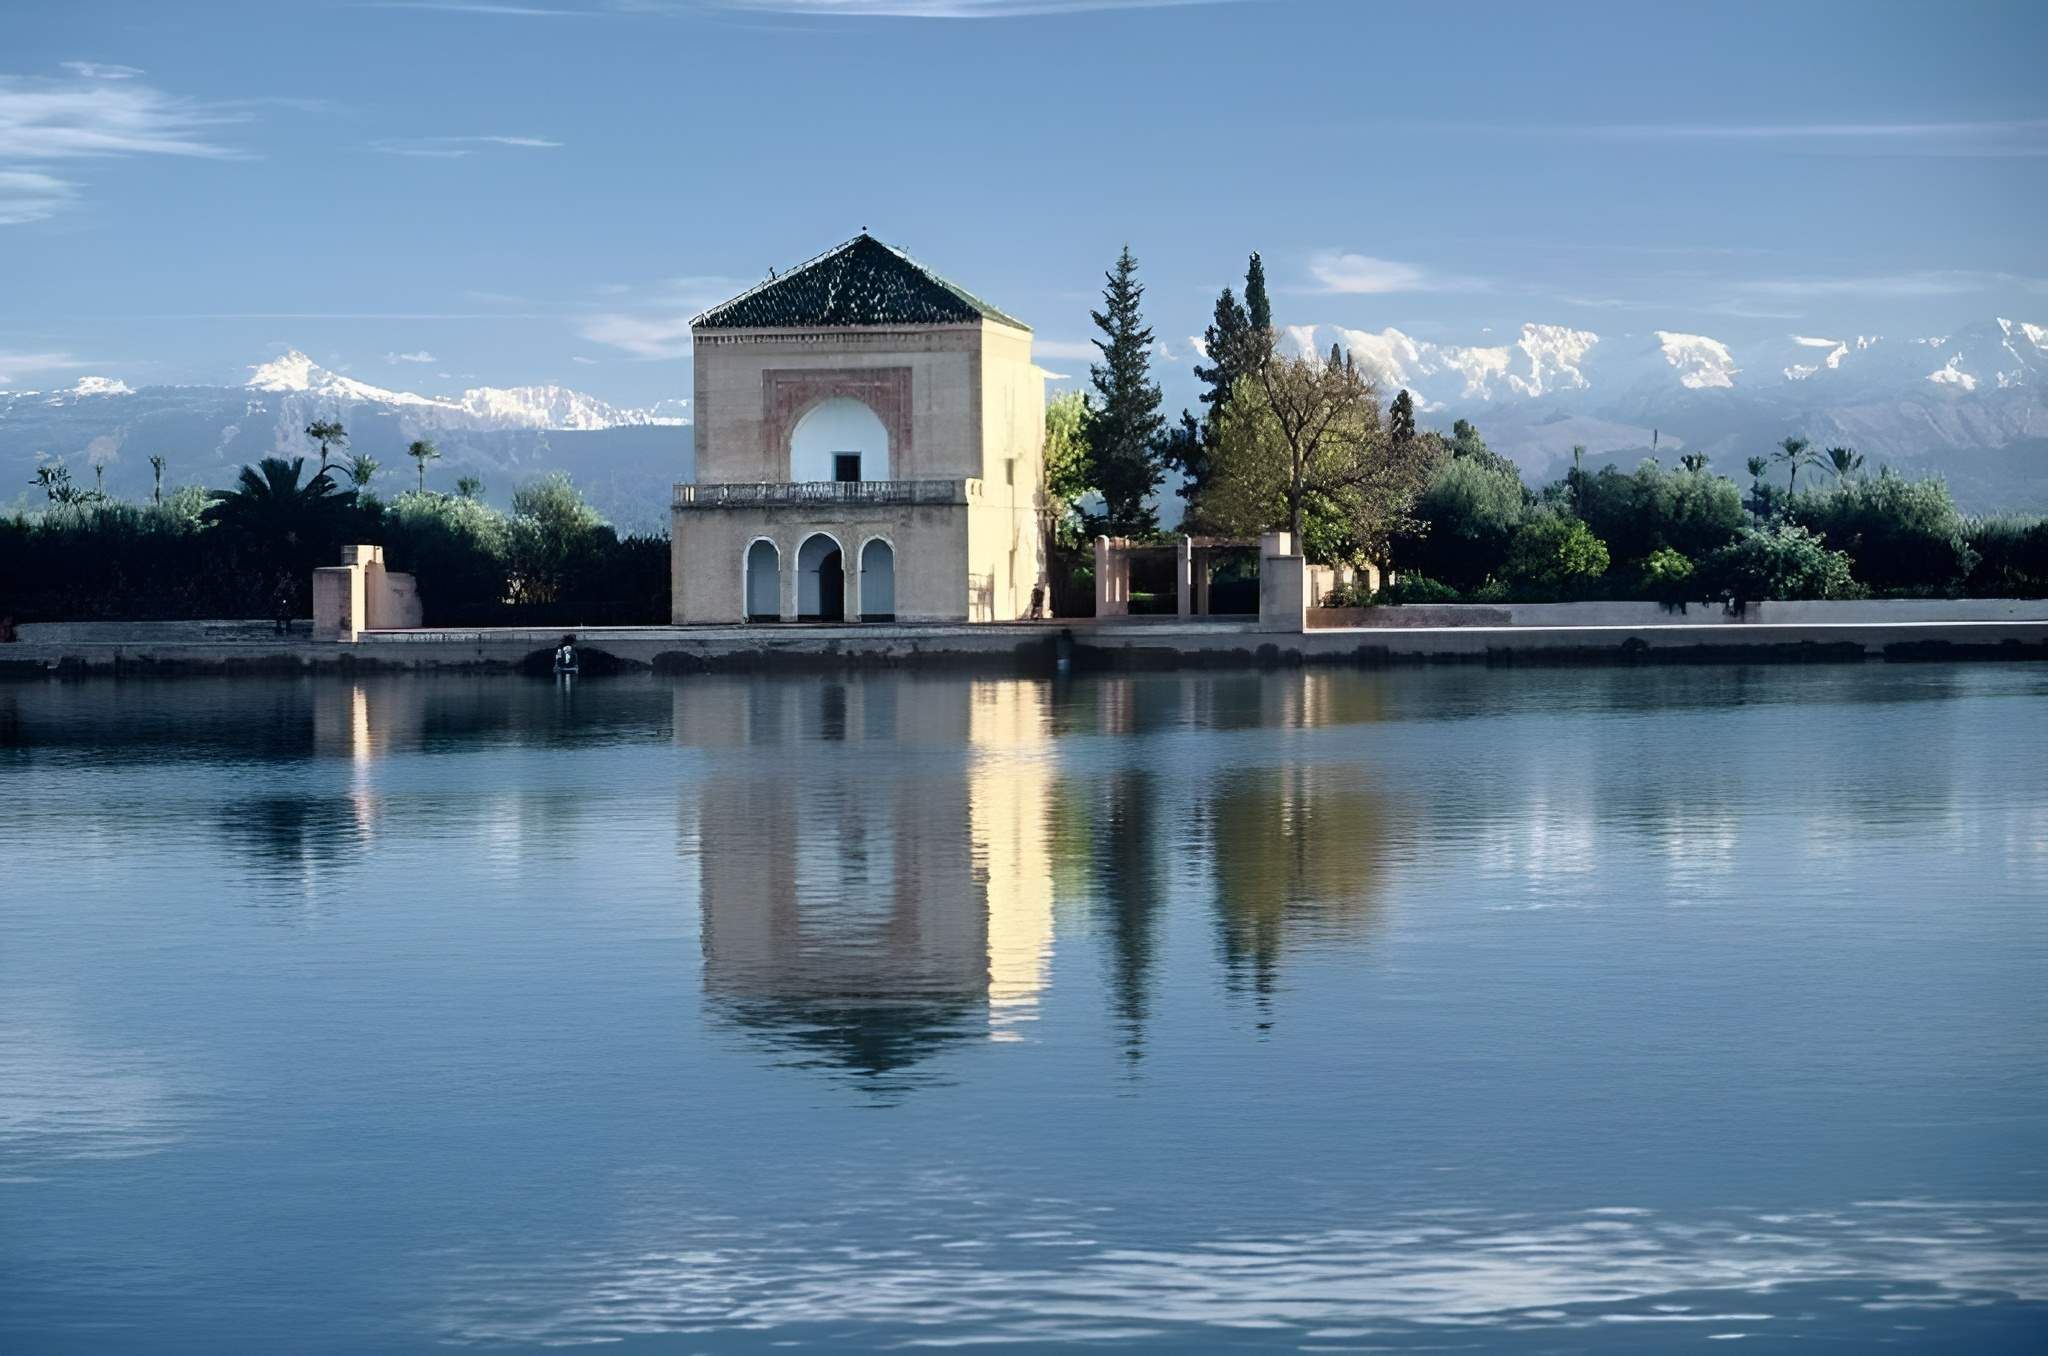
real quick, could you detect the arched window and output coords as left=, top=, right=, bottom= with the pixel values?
left=859, top=538, right=895, bottom=622
left=790, top=397, right=891, bottom=483
left=796, top=533, right=844, bottom=621
left=744, top=539, right=780, bottom=621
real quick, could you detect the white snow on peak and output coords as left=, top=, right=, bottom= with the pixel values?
left=2020, top=321, right=2047, bottom=349
left=455, top=384, right=684, bottom=430
left=1785, top=335, right=1848, bottom=380
left=1315, top=322, right=1597, bottom=402
left=1927, top=353, right=1978, bottom=391
left=245, top=350, right=437, bottom=408
left=1507, top=324, right=1598, bottom=396
left=68, top=376, right=132, bottom=396
left=1654, top=331, right=1739, bottom=390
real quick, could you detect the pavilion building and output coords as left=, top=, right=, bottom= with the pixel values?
left=670, top=234, right=1047, bottom=624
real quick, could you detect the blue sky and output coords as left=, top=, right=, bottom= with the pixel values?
left=3, top=0, right=2044, bottom=409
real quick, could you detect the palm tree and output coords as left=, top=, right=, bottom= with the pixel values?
left=1825, top=445, right=1864, bottom=482
left=407, top=438, right=440, bottom=493
left=204, top=457, right=357, bottom=612
left=149, top=454, right=167, bottom=504
left=305, top=419, right=348, bottom=475
left=1745, top=455, right=1768, bottom=488
left=1679, top=452, right=1709, bottom=474
left=346, top=453, right=381, bottom=492
left=455, top=474, right=483, bottom=499
left=1773, top=435, right=1818, bottom=494
left=32, top=461, right=76, bottom=503
left=1569, top=443, right=1586, bottom=512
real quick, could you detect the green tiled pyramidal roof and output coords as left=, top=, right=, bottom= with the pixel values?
left=693, top=234, right=1028, bottom=332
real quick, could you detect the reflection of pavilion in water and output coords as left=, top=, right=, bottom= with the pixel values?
left=677, top=678, right=1055, bottom=1080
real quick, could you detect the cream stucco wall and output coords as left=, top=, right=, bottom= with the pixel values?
left=677, top=315, right=1047, bottom=624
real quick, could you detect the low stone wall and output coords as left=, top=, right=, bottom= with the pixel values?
left=1310, top=598, right=2048, bottom=630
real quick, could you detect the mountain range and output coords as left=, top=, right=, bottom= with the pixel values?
left=1292, top=315, right=2048, bottom=509
left=1, top=352, right=696, bottom=532
left=5, top=319, right=2047, bottom=528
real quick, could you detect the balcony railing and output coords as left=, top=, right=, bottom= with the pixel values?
left=674, top=478, right=976, bottom=509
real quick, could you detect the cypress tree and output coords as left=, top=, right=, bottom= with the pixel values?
left=1086, top=244, right=1166, bottom=536
left=1328, top=341, right=1345, bottom=371
left=1244, top=251, right=1271, bottom=333
left=1389, top=389, right=1416, bottom=445
left=1192, top=286, right=1250, bottom=432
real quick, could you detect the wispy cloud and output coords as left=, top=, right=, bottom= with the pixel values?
left=1033, top=338, right=1099, bottom=361
left=1305, top=251, right=1484, bottom=295
left=1482, top=117, right=2048, bottom=158
left=371, top=134, right=563, bottom=157
left=59, top=62, right=145, bottom=81
left=1735, top=270, right=2048, bottom=300
left=580, top=275, right=752, bottom=358
left=0, top=350, right=90, bottom=386
left=371, top=0, right=1242, bottom=15
left=386, top=349, right=437, bottom=363
left=0, top=71, right=245, bottom=224
left=0, top=168, right=77, bottom=224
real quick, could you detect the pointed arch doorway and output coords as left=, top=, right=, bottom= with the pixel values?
left=859, top=538, right=896, bottom=621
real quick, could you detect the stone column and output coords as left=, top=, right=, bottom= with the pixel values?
left=1094, top=536, right=1129, bottom=618
left=1258, top=530, right=1307, bottom=634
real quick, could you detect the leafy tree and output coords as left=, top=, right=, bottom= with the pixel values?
left=455, top=475, right=484, bottom=499
left=1679, top=452, right=1709, bottom=474
left=505, top=473, right=609, bottom=605
left=1568, top=460, right=1746, bottom=567
left=1388, top=389, right=1416, bottom=446
left=1443, top=417, right=1523, bottom=481
left=1824, top=445, right=1864, bottom=481
left=1041, top=389, right=1095, bottom=549
left=1204, top=352, right=1439, bottom=565
left=1784, top=468, right=1975, bottom=592
left=149, top=454, right=167, bottom=505
left=1965, top=515, right=2048, bottom=597
left=1502, top=511, right=1609, bottom=595
left=32, top=459, right=79, bottom=504
left=1394, top=453, right=1525, bottom=590
left=406, top=438, right=441, bottom=493
left=1156, top=410, right=1207, bottom=528
left=1774, top=435, right=1819, bottom=493
left=305, top=419, right=347, bottom=474
left=1084, top=245, right=1166, bottom=536
left=1702, top=523, right=1855, bottom=601
left=381, top=488, right=512, bottom=621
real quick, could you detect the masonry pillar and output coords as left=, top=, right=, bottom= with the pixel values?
left=1177, top=535, right=1193, bottom=618
left=1094, top=536, right=1130, bottom=618
left=1258, top=530, right=1307, bottom=634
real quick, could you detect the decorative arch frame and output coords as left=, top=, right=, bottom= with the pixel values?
left=764, top=368, right=913, bottom=479
left=742, top=535, right=782, bottom=622
left=856, top=533, right=897, bottom=623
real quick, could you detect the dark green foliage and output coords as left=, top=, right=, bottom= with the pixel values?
left=1782, top=468, right=1975, bottom=593
left=1158, top=411, right=1207, bottom=523
left=1325, top=574, right=1460, bottom=607
left=1389, top=390, right=1416, bottom=445
left=1243, top=251, right=1271, bottom=333
left=1700, top=524, right=1856, bottom=601
left=1501, top=511, right=1610, bottom=596
left=1085, top=245, right=1166, bottom=536
left=1565, top=460, right=1746, bottom=567
left=1448, top=418, right=1522, bottom=480
left=1393, top=454, right=1526, bottom=590
left=203, top=456, right=361, bottom=609
left=1192, top=287, right=1251, bottom=433
left=1640, top=546, right=1697, bottom=602
left=0, top=493, right=260, bottom=621
left=1965, top=516, right=2048, bottom=597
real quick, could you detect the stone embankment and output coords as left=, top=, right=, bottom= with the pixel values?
left=4, top=601, right=2046, bottom=678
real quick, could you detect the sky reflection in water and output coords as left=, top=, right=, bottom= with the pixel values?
left=1, top=665, right=2044, bottom=1353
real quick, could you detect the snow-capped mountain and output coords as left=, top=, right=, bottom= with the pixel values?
left=1, top=351, right=692, bottom=530
left=1283, top=316, right=2048, bottom=508
left=245, top=351, right=686, bottom=432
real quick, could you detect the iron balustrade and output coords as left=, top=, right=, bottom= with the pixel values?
left=673, top=478, right=977, bottom=509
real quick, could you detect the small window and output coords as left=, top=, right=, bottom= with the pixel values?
left=833, top=452, right=862, bottom=483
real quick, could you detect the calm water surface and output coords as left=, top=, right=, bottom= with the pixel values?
left=2, top=665, right=2045, bottom=1353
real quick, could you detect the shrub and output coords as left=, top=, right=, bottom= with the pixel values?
left=1502, top=512, right=1610, bottom=596
left=1965, top=515, right=2048, bottom=597
left=378, top=490, right=512, bottom=623
left=1783, top=469, right=1975, bottom=593
left=1324, top=575, right=1460, bottom=607
left=1393, top=455, right=1526, bottom=590
left=1702, top=524, right=1856, bottom=601
left=1640, top=546, right=1696, bottom=602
